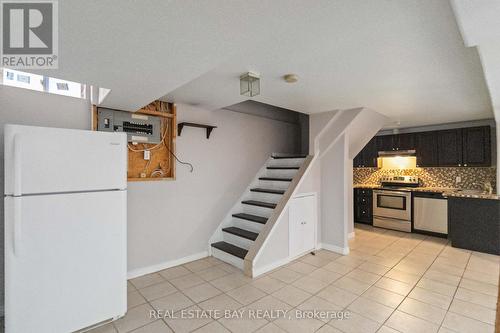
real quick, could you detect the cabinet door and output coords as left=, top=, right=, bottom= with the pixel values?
left=462, top=126, right=491, bottom=166
left=353, top=152, right=363, bottom=167
left=363, top=138, right=378, bottom=167
left=415, top=132, right=438, bottom=167
left=289, top=195, right=316, bottom=258
left=397, top=133, right=416, bottom=150
left=437, top=129, right=463, bottom=166
left=376, top=135, right=395, bottom=152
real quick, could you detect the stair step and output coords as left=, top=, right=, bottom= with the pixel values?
left=250, top=188, right=286, bottom=195
left=211, top=241, right=248, bottom=259
left=242, top=200, right=277, bottom=209
left=232, top=213, right=268, bottom=224
left=259, top=177, right=293, bottom=182
left=272, top=155, right=307, bottom=159
left=267, top=166, right=300, bottom=170
left=222, top=227, right=259, bottom=241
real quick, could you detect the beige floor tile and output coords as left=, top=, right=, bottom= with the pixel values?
left=209, top=273, right=249, bottom=292
left=307, top=268, right=343, bottom=284
left=459, top=278, right=498, bottom=296
left=316, top=285, right=358, bottom=307
left=385, top=310, right=439, bottom=333
left=254, top=322, right=287, bottom=333
left=315, top=250, right=342, bottom=261
left=454, top=287, right=498, bottom=309
left=384, top=269, right=420, bottom=285
left=216, top=262, right=240, bottom=273
left=130, top=273, right=165, bottom=289
left=375, top=277, right=413, bottom=296
left=139, top=281, right=177, bottom=302
left=296, top=296, right=343, bottom=322
left=164, top=305, right=213, bottom=333
left=467, top=255, right=500, bottom=275
left=329, top=311, right=380, bottom=333
left=251, top=275, right=287, bottom=293
left=362, top=286, right=405, bottom=308
left=347, top=297, right=393, bottom=323
left=127, top=290, right=147, bottom=309
left=192, top=321, right=230, bottom=333
left=333, top=276, right=372, bottom=295
left=377, top=326, right=400, bottom=333
left=429, top=262, right=464, bottom=277
left=150, top=291, right=194, bottom=313
left=269, top=267, right=304, bottom=284
left=463, top=269, right=498, bottom=286
left=357, top=262, right=391, bottom=275
left=334, top=255, right=365, bottom=268
left=346, top=268, right=381, bottom=284
left=423, top=269, right=461, bottom=286
left=442, top=311, right=495, bottom=333
left=114, top=303, right=156, bottom=333
left=364, top=255, right=400, bottom=268
left=407, top=287, right=452, bottom=310
left=315, top=324, right=344, bottom=333
left=300, top=254, right=331, bottom=267
left=323, top=262, right=355, bottom=275
left=433, top=256, right=467, bottom=269
left=158, top=266, right=191, bottom=280
left=183, top=282, right=222, bottom=303
left=127, top=281, right=136, bottom=293
left=198, top=294, right=243, bottom=317
left=246, top=295, right=293, bottom=313
left=397, top=297, right=446, bottom=325
left=196, top=266, right=229, bottom=282
left=170, top=273, right=205, bottom=290
left=86, top=323, right=117, bottom=333
left=416, top=278, right=457, bottom=297
left=292, top=275, right=329, bottom=294
left=273, top=312, right=324, bottom=333
left=272, top=285, right=312, bottom=307
left=226, top=284, right=267, bottom=305
left=184, top=258, right=214, bottom=272
left=287, top=261, right=318, bottom=274
left=392, top=261, right=428, bottom=276
left=218, top=307, right=268, bottom=333
left=131, top=320, right=173, bottom=333
left=449, top=299, right=496, bottom=325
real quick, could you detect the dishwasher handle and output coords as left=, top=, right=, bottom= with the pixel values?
left=413, top=191, right=445, bottom=199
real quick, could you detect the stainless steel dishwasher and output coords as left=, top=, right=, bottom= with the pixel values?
left=413, top=192, right=448, bottom=235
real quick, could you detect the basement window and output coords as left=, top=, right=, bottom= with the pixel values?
left=1, top=68, right=86, bottom=99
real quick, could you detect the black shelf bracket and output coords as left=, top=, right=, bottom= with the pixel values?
left=177, top=122, right=217, bottom=139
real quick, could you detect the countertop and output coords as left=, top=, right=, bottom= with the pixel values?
left=353, top=184, right=499, bottom=200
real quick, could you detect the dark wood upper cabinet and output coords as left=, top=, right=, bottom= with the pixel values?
left=353, top=137, right=377, bottom=167
left=462, top=126, right=491, bottom=166
left=415, top=132, right=438, bottom=167
left=396, top=133, right=416, bottom=150
left=376, top=135, right=395, bottom=152
left=437, top=129, right=463, bottom=166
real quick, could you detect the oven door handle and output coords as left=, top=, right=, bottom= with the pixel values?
left=373, top=190, right=410, bottom=197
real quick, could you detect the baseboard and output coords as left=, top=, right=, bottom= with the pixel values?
left=127, top=251, right=208, bottom=279
left=348, top=232, right=355, bottom=239
left=318, top=243, right=350, bottom=255
left=252, top=257, right=291, bottom=278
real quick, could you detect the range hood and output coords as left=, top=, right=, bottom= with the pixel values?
left=377, top=150, right=417, bottom=169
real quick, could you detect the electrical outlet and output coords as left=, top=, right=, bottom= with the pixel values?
left=144, top=150, right=151, bottom=160
left=456, top=176, right=461, bottom=183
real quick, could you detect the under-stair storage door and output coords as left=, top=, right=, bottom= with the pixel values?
left=289, top=194, right=316, bottom=258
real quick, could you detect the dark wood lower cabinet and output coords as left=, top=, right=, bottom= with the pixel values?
left=354, top=188, right=373, bottom=225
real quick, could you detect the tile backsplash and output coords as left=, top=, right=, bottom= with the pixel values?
left=353, top=167, right=497, bottom=191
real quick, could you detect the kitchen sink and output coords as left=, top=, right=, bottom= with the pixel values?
left=453, top=189, right=487, bottom=195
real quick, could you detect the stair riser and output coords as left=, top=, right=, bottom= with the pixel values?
left=242, top=205, right=274, bottom=218
left=258, top=180, right=291, bottom=190
left=267, top=158, right=305, bottom=168
left=249, top=192, right=283, bottom=203
left=232, top=218, right=265, bottom=233
left=222, top=232, right=254, bottom=250
left=265, top=169, right=298, bottom=178
left=211, top=247, right=244, bottom=269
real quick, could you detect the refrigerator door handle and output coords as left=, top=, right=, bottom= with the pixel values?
left=13, top=134, right=22, bottom=196
left=13, top=198, right=22, bottom=256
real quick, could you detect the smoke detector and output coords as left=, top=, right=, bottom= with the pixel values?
left=283, top=74, right=298, bottom=83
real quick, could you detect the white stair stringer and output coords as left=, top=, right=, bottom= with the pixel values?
left=208, top=154, right=309, bottom=271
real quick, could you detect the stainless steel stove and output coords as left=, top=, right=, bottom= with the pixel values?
left=373, top=176, right=420, bottom=232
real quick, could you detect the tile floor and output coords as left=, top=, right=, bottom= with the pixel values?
left=89, top=224, right=499, bottom=333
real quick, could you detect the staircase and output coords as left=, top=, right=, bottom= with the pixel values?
left=210, top=154, right=308, bottom=270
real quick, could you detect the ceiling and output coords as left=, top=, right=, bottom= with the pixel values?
left=38, top=0, right=492, bottom=128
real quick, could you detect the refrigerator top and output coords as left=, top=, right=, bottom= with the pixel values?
left=4, top=124, right=127, bottom=196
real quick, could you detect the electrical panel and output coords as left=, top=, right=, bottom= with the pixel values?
left=97, top=107, right=162, bottom=143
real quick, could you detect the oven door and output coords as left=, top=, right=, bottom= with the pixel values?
left=373, top=190, right=411, bottom=221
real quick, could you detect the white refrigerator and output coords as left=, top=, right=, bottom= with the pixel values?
left=4, top=125, right=128, bottom=333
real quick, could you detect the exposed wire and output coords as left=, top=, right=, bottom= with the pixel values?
left=165, top=143, right=194, bottom=173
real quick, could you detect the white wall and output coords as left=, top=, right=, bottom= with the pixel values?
left=0, top=90, right=300, bottom=311
left=0, top=85, right=91, bottom=315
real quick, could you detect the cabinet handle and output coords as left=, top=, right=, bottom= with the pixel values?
left=458, top=164, right=461, bottom=166
left=464, top=163, right=467, bottom=167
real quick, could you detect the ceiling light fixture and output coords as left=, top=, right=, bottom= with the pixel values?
left=283, top=74, right=298, bottom=83
left=240, top=72, right=260, bottom=97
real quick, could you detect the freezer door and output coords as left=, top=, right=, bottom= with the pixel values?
left=4, top=124, right=127, bottom=195
left=4, top=190, right=127, bottom=333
